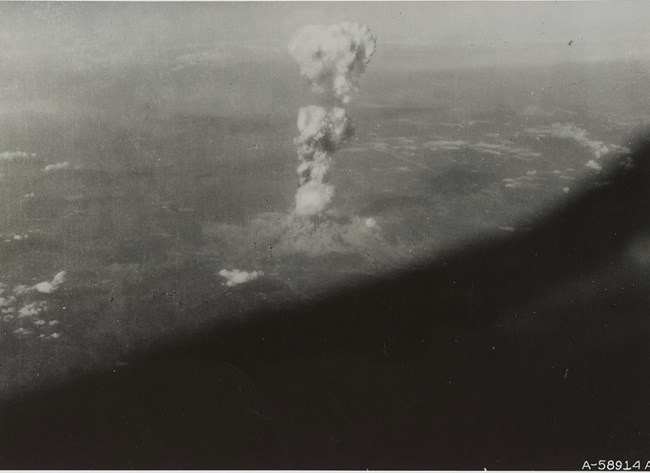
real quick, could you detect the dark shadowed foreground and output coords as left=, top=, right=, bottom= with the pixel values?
left=1, top=134, right=650, bottom=470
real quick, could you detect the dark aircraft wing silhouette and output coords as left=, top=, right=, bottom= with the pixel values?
left=1, top=133, right=650, bottom=469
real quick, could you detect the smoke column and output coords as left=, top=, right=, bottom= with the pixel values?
left=289, top=22, right=377, bottom=217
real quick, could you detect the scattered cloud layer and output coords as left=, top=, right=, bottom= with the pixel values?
left=422, top=138, right=541, bottom=159
left=2, top=233, right=29, bottom=243
left=13, top=285, right=30, bottom=296
left=0, top=296, right=16, bottom=308
left=1, top=271, right=67, bottom=340
left=0, top=150, right=34, bottom=161
left=1, top=230, right=38, bottom=244
left=472, top=141, right=542, bottom=159
left=423, top=140, right=467, bottom=152
left=526, top=123, right=627, bottom=160
left=502, top=174, right=540, bottom=190
left=502, top=167, right=579, bottom=191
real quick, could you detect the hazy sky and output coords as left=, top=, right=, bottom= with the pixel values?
left=1, top=1, right=649, bottom=70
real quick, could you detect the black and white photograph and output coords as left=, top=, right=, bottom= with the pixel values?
left=0, top=1, right=649, bottom=469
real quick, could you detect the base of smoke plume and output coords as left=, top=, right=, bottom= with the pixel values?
left=294, top=181, right=334, bottom=217
left=203, top=211, right=399, bottom=263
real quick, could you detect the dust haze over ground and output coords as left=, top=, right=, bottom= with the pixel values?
left=0, top=2, right=649, bottom=397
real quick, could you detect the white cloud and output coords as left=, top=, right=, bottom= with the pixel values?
left=473, top=141, right=542, bottom=159
left=0, top=151, right=31, bottom=161
left=365, top=217, right=378, bottom=229
left=32, top=271, right=66, bottom=294
left=0, top=296, right=16, bottom=307
left=39, top=332, right=61, bottom=340
left=503, top=173, right=540, bottom=190
left=18, top=301, right=47, bottom=318
left=0, top=234, right=29, bottom=243
left=423, top=140, right=468, bottom=151
left=423, top=139, right=541, bottom=160
left=219, top=269, right=264, bottom=287
left=43, top=162, right=72, bottom=172
left=14, top=271, right=67, bottom=296
left=526, top=123, right=627, bottom=160
left=585, top=160, right=603, bottom=171
left=13, top=285, right=29, bottom=295
left=472, top=142, right=505, bottom=155
left=379, top=137, right=417, bottom=146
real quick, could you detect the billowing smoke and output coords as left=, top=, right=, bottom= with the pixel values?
left=289, top=22, right=376, bottom=217
left=294, top=105, right=352, bottom=215
left=289, top=22, right=377, bottom=104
